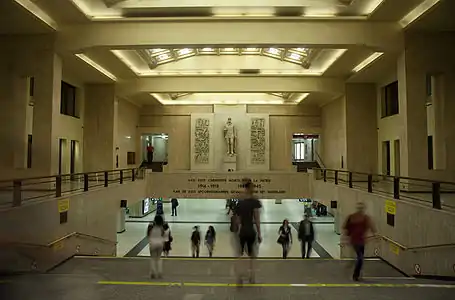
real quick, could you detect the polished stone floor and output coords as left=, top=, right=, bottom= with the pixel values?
left=117, top=199, right=339, bottom=259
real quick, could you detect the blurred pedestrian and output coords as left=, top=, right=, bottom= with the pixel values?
left=298, top=214, right=315, bottom=258
left=343, top=202, right=377, bottom=281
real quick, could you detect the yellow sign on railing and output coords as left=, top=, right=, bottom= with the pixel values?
left=385, top=200, right=396, bottom=215
left=58, top=199, right=70, bottom=213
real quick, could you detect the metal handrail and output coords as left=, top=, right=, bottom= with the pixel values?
left=340, top=234, right=455, bottom=252
left=1, top=232, right=117, bottom=248
left=0, top=168, right=138, bottom=184
left=314, top=167, right=455, bottom=185
left=314, top=151, right=326, bottom=169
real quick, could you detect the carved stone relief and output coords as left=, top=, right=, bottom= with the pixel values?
left=250, top=118, right=266, bottom=164
left=194, top=118, right=210, bottom=164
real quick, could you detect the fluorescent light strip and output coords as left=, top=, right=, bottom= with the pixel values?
left=111, top=50, right=142, bottom=75
left=294, top=93, right=310, bottom=104
left=352, top=52, right=384, bottom=73
left=14, top=0, right=58, bottom=30
left=151, top=94, right=285, bottom=105
left=319, top=49, right=348, bottom=74
left=363, top=0, right=386, bottom=16
left=69, top=0, right=92, bottom=17
left=400, top=0, right=441, bottom=28
left=75, top=54, right=117, bottom=81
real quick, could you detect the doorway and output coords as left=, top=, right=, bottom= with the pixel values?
left=394, top=139, right=400, bottom=176
left=382, top=141, right=391, bottom=175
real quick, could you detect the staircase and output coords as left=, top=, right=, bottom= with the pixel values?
left=2, top=256, right=453, bottom=300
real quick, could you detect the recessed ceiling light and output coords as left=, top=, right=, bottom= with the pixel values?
left=178, top=48, right=192, bottom=55
left=158, top=54, right=170, bottom=60
left=268, top=48, right=280, bottom=55
left=75, top=54, right=117, bottom=81
left=352, top=52, right=384, bottom=73
left=289, top=53, right=302, bottom=60
left=202, top=48, right=214, bottom=51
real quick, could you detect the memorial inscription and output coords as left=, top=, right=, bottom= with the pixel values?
left=172, top=176, right=286, bottom=196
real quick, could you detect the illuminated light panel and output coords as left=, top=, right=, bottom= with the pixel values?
left=267, top=48, right=280, bottom=55
left=400, top=0, right=441, bottom=28
left=363, top=0, right=387, bottom=15
left=111, top=50, right=142, bottom=75
left=75, top=54, right=117, bottom=81
left=294, top=93, right=310, bottom=104
left=68, top=0, right=92, bottom=16
left=352, top=52, right=384, bottom=73
left=151, top=93, right=288, bottom=105
left=319, top=49, right=348, bottom=74
left=289, top=53, right=302, bottom=61
left=14, top=0, right=58, bottom=30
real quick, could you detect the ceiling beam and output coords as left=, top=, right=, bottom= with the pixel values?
left=116, top=76, right=345, bottom=96
left=57, top=20, right=403, bottom=53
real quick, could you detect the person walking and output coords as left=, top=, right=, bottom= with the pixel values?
left=156, top=199, right=164, bottom=216
left=163, top=222, right=172, bottom=257
left=190, top=226, right=201, bottom=258
left=277, top=219, right=292, bottom=259
left=146, top=143, right=154, bottom=163
left=234, top=179, right=262, bottom=285
left=147, top=215, right=165, bottom=279
left=205, top=226, right=216, bottom=257
left=171, top=198, right=179, bottom=216
left=343, top=202, right=377, bottom=281
left=298, top=214, right=315, bottom=259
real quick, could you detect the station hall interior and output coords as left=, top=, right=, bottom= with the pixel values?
left=1, top=0, right=455, bottom=300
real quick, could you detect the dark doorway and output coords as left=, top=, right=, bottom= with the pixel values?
left=27, top=135, right=32, bottom=168
left=383, top=141, right=391, bottom=175
left=427, top=136, right=434, bottom=170
left=58, top=139, right=64, bottom=175
left=70, top=140, right=76, bottom=174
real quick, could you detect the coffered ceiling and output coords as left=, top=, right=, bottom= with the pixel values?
left=2, top=0, right=449, bottom=106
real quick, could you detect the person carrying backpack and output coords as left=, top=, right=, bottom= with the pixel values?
left=190, top=226, right=201, bottom=258
left=147, top=215, right=165, bottom=278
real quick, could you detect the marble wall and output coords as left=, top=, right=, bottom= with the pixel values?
left=190, top=105, right=270, bottom=171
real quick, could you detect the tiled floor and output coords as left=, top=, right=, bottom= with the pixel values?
left=117, top=199, right=339, bottom=258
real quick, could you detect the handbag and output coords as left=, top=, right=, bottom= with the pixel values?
left=277, top=235, right=286, bottom=244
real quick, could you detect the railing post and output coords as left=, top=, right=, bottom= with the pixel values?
left=56, top=175, right=62, bottom=198
left=367, top=174, right=373, bottom=193
left=84, top=174, right=89, bottom=191
left=323, top=170, right=327, bottom=182
left=120, top=170, right=123, bottom=184
left=393, top=177, right=400, bottom=199
left=13, top=180, right=22, bottom=207
left=432, top=182, right=441, bottom=209
left=132, top=169, right=136, bottom=182
left=348, top=172, right=353, bottom=188
left=334, top=170, right=338, bottom=185
left=104, top=171, right=109, bottom=187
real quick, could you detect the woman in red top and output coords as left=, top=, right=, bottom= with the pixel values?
left=146, top=143, right=154, bottom=163
left=343, top=202, right=376, bottom=281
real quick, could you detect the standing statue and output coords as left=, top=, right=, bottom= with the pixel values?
left=223, top=117, right=236, bottom=156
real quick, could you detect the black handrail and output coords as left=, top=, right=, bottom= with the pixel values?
left=314, top=168, right=455, bottom=210
left=0, top=168, right=143, bottom=208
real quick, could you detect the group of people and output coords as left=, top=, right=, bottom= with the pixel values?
left=147, top=179, right=376, bottom=282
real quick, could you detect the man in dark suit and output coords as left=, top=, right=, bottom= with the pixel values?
left=298, top=214, right=315, bottom=259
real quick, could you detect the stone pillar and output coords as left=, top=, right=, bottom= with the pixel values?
left=344, top=83, right=378, bottom=173
left=12, top=76, right=30, bottom=169
left=83, top=84, right=117, bottom=172
left=31, top=52, right=62, bottom=176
